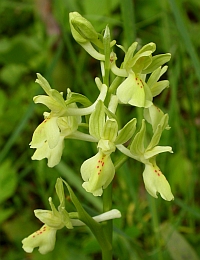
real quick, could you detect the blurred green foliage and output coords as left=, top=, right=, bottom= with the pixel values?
left=0, top=0, right=200, bottom=259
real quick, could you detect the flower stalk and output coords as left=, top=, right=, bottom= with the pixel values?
left=23, top=11, right=174, bottom=260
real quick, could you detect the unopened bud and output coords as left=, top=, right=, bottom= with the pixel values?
left=69, top=12, right=98, bottom=43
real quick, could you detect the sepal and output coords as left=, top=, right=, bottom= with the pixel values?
left=130, top=120, right=146, bottom=157
left=129, top=42, right=156, bottom=72
left=89, top=100, right=105, bottom=139
left=144, top=105, right=170, bottom=133
left=142, top=53, right=171, bottom=74
left=146, top=114, right=169, bottom=150
left=102, top=119, right=118, bottom=142
left=147, top=66, right=170, bottom=97
left=115, top=118, right=137, bottom=145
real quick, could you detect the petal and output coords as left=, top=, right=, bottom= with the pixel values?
left=33, top=95, right=64, bottom=112
left=22, top=225, right=57, bottom=254
left=57, top=115, right=79, bottom=136
left=31, top=136, right=64, bottom=167
left=143, top=163, right=174, bottom=201
left=144, top=105, right=165, bottom=133
left=151, top=80, right=169, bottom=97
left=144, top=145, right=173, bottom=159
left=102, top=119, right=118, bottom=142
left=142, top=54, right=171, bottom=74
left=89, top=100, right=105, bottom=139
left=31, top=141, right=50, bottom=161
left=35, top=74, right=66, bottom=107
left=46, top=137, right=65, bottom=167
left=147, top=66, right=168, bottom=89
left=98, top=139, right=116, bottom=155
left=80, top=152, right=115, bottom=196
left=116, top=73, right=137, bottom=104
left=44, top=117, right=60, bottom=149
left=34, top=210, right=63, bottom=229
left=130, top=119, right=146, bottom=157
left=30, top=121, right=47, bottom=148
left=115, top=118, right=137, bottom=145
left=120, top=74, right=149, bottom=107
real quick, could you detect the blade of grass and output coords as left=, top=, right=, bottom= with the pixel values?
left=120, top=0, right=136, bottom=47
left=168, top=0, right=200, bottom=83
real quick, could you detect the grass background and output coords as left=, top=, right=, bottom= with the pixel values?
left=0, top=0, right=200, bottom=259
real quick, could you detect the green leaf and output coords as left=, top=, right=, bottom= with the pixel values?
left=0, top=206, right=15, bottom=225
left=62, top=179, right=111, bottom=251
left=0, top=160, right=17, bottom=204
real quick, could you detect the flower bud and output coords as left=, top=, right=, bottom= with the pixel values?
left=69, top=12, right=98, bottom=43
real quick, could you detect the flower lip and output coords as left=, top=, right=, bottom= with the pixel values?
left=143, top=163, right=174, bottom=201
left=22, top=225, right=57, bottom=254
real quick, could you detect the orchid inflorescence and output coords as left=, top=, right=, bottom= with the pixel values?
left=22, top=12, right=174, bottom=255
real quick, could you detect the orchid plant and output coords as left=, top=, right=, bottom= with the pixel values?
left=22, top=12, right=174, bottom=259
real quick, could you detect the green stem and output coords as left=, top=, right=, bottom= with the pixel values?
left=101, top=25, right=113, bottom=260
left=103, top=26, right=111, bottom=87
left=102, top=183, right=113, bottom=260
left=148, top=196, right=163, bottom=260
left=120, top=0, right=136, bottom=47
